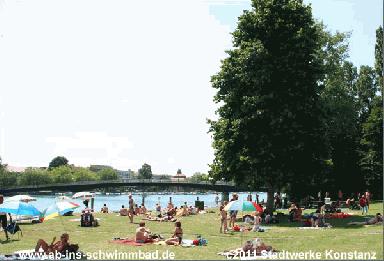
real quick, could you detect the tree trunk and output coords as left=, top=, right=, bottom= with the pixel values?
left=266, top=185, right=274, bottom=214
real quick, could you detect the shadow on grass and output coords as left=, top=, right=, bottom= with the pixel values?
left=0, top=238, right=20, bottom=244
left=18, top=223, right=40, bottom=226
left=239, top=213, right=377, bottom=229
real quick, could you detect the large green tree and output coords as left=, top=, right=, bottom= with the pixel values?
left=319, top=31, right=363, bottom=194
left=48, top=156, right=69, bottom=169
left=19, top=168, right=53, bottom=186
left=0, top=157, right=18, bottom=188
left=97, top=167, right=118, bottom=181
left=138, top=163, right=152, bottom=179
left=49, top=165, right=74, bottom=183
left=209, top=0, right=327, bottom=210
left=358, top=26, right=383, bottom=197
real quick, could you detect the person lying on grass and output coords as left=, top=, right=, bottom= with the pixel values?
left=135, top=222, right=159, bottom=243
left=165, top=221, right=183, bottom=245
left=35, top=233, right=69, bottom=254
left=348, top=213, right=383, bottom=226
left=143, top=213, right=177, bottom=222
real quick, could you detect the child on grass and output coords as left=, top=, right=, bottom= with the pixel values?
left=220, top=205, right=228, bottom=233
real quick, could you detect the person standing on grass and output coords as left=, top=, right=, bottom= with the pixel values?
left=219, top=205, right=228, bottom=233
left=365, top=190, right=371, bottom=209
left=128, top=194, right=135, bottom=223
left=0, top=195, right=9, bottom=241
left=359, top=194, right=368, bottom=215
left=228, top=193, right=238, bottom=228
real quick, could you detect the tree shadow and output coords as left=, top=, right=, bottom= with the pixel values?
left=239, top=213, right=377, bottom=229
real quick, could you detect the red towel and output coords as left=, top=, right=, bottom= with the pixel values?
left=110, top=239, right=152, bottom=246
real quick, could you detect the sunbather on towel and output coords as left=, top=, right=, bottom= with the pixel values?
left=135, top=222, right=158, bottom=243
left=348, top=213, right=383, bottom=226
left=35, top=233, right=69, bottom=254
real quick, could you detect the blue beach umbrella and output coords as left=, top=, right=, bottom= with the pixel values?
left=0, top=201, right=42, bottom=216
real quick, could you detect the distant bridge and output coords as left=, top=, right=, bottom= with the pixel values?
left=1, top=179, right=251, bottom=195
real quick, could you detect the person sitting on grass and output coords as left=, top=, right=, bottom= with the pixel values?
left=167, top=207, right=176, bottom=217
left=35, top=233, right=69, bottom=254
left=135, top=204, right=140, bottom=215
left=252, top=212, right=262, bottom=231
left=141, top=204, right=147, bottom=215
left=167, top=201, right=175, bottom=211
left=288, top=203, right=302, bottom=222
left=165, top=221, right=183, bottom=245
left=348, top=213, right=383, bottom=226
left=119, top=205, right=128, bottom=216
left=135, top=222, right=158, bottom=243
left=101, top=204, right=109, bottom=213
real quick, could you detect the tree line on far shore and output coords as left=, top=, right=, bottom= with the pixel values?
left=0, top=156, right=210, bottom=188
left=0, top=156, right=119, bottom=187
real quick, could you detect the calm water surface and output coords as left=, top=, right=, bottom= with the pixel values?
left=5, top=192, right=267, bottom=213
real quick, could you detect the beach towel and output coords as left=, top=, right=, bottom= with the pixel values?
left=141, top=217, right=176, bottom=222
left=110, top=239, right=152, bottom=246
left=325, top=213, right=351, bottom=219
left=297, top=226, right=330, bottom=229
left=181, top=239, right=196, bottom=247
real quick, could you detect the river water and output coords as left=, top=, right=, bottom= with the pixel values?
left=6, top=192, right=267, bottom=213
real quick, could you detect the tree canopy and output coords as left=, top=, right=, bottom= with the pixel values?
left=209, top=0, right=327, bottom=208
left=138, top=163, right=152, bottom=179
left=209, top=0, right=383, bottom=206
left=48, top=156, right=69, bottom=169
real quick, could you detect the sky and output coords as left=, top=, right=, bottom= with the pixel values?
left=0, top=0, right=382, bottom=175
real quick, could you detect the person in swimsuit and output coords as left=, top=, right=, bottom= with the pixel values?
left=35, top=233, right=69, bottom=254
left=219, top=205, right=228, bottom=233
left=128, top=194, right=134, bottom=223
left=252, top=211, right=262, bottom=231
left=135, top=222, right=155, bottom=243
left=165, top=221, right=183, bottom=245
left=119, top=205, right=128, bottom=216
left=101, top=204, right=109, bottom=213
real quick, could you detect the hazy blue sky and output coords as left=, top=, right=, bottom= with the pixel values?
left=0, top=0, right=382, bottom=175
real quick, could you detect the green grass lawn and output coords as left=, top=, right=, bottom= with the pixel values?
left=1, top=202, right=383, bottom=260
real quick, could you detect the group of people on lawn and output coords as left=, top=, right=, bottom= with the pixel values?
left=1, top=192, right=382, bottom=256
left=219, top=193, right=275, bottom=234
left=109, top=195, right=200, bottom=223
